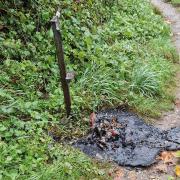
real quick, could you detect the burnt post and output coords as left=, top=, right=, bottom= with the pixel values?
left=51, top=10, right=73, bottom=117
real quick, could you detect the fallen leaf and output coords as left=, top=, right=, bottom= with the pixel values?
left=158, top=151, right=174, bottom=164
left=108, top=169, right=113, bottom=177
left=165, top=20, right=171, bottom=24
left=128, top=171, right=137, bottom=180
left=175, top=165, right=180, bottom=177
left=175, top=98, right=180, bottom=109
left=113, top=168, right=124, bottom=180
left=110, top=129, right=119, bottom=137
left=89, top=112, right=96, bottom=128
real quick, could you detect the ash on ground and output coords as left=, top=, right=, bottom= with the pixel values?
left=74, top=109, right=180, bottom=167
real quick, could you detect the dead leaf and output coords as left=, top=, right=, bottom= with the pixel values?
left=89, top=112, right=96, bottom=128
left=165, top=20, right=171, bottom=24
left=158, top=151, right=174, bottom=164
left=113, top=168, right=124, bottom=180
left=175, top=165, right=180, bottom=177
left=127, top=171, right=137, bottom=180
left=175, top=98, right=180, bottom=109
left=108, top=170, right=113, bottom=177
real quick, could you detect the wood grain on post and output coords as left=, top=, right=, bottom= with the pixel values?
left=51, top=12, right=71, bottom=117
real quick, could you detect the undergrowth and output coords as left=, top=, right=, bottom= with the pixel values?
left=165, top=0, right=180, bottom=5
left=0, top=0, right=178, bottom=179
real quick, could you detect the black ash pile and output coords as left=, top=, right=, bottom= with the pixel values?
left=74, top=109, right=180, bottom=167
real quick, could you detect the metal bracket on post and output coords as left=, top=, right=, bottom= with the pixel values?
left=51, top=10, right=74, bottom=117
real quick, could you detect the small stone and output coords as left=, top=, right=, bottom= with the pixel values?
left=96, top=153, right=103, bottom=160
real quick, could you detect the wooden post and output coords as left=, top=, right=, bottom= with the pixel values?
left=51, top=11, right=71, bottom=117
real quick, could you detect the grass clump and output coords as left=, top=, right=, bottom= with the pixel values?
left=0, top=0, right=178, bottom=179
left=166, top=0, right=180, bottom=5
left=28, top=146, right=107, bottom=180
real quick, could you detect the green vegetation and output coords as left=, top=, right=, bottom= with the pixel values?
left=166, top=0, right=180, bottom=6
left=0, top=0, right=178, bottom=179
left=172, top=0, right=180, bottom=4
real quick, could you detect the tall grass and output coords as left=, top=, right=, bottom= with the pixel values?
left=130, top=65, right=161, bottom=97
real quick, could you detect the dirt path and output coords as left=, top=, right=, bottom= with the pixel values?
left=151, top=0, right=180, bottom=52
left=112, top=1, right=180, bottom=179
left=151, top=0, right=180, bottom=131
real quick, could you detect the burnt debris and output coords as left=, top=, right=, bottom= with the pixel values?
left=74, top=109, right=180, bottom=167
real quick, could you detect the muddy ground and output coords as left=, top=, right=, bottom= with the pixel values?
left=75, top=109, right=180, bottom=167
